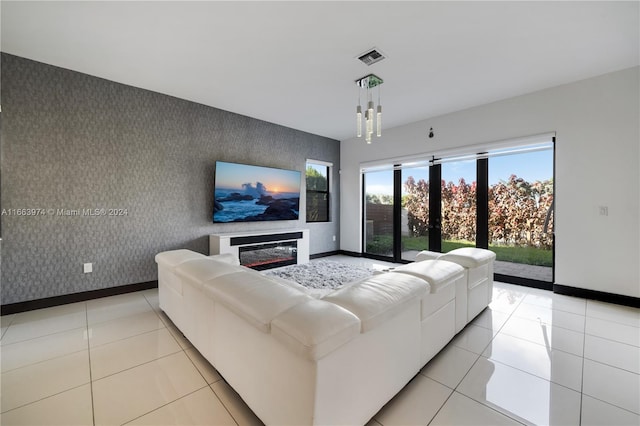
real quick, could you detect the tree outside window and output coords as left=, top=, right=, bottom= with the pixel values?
left=306, top=162, right=329, bottom=222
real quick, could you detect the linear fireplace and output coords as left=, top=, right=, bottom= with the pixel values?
left=210, top=229, right=309, bottom=270
left=239, top=241, right=297, bottom=270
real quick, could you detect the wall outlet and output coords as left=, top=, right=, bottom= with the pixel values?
left=599, top=206, right=609, bottom=216
left=83, top=263, right=92, bottom=273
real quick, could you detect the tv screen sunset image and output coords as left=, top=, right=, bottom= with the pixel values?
left=213, top=161, right=301, bottom=223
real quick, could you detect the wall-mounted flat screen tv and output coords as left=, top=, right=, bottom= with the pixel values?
left=213, top=161, right=301, bottom=223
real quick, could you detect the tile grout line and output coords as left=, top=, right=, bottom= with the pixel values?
left=0, top=314, right=17, bottom=340
left=208, top=382, right=242, bottom=426
left=509, top=315, right=585, bottom=334
left=0, top=382, right=90, bottom=416
left=480, top=355, right=583, bottom=394
left=183, top=347, right=224, bottom=387
left=582, top=333, right=640, bottom=375
left=578, top=299, right=587, bottom=426
left=0, top=323, right=88, bottom=347
left=519, top=300, right=587, bottom=317
left=424, top=386, right=455, bottom=426
left=492, top=322, right=585, bottom=358
left=84, top=302, right=97, bottom=426
left=120, top=385, right=211, bottom=425
left=583, top=329, right=640, bottom=348
left=0, top=347, right=88, bottom=375
left=87, top=315, right=167, bottom=350
left=582, top=356, right=640, bottom=379
left=91, top=350, right=186, bottom=383
left=585, top=298, right=640, bottom=325
left=580, top=392, right=640, bottom=417
left=89, top=325, right=170, bottom=351
left=0, top=315, right=88, bottom=347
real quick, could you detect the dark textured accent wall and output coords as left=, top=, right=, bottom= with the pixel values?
left=0, top=53, right=340, bottom=305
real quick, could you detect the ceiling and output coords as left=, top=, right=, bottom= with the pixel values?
left=1, top=1, right=638, bottom=141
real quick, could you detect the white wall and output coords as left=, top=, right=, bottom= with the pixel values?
left=340, top=67, right=639, bottom=298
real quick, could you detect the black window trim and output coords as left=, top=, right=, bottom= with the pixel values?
left=305, top=160, right=331, bottom=223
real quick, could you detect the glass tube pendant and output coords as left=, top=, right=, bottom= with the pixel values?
left=354, top=74, right=383, bottom=143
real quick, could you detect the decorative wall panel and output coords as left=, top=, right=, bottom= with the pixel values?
left=0, top=53, right=340, bottom=304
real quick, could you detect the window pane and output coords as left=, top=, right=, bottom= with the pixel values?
left=489, top=150, right=553, bottom=281
left=364, top=170, right=394, bottom=257
left=306, top=163, right=329, bottom=222
left=306, top=192, right=328, bottom=222
left=441, top=160, right=476, bottom=252
left=306, top=164, right=327, bottom=191
left=401, top=166, right=429, bottom=260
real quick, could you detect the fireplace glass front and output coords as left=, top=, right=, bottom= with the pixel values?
left=239, top=241, right=297, bottom=271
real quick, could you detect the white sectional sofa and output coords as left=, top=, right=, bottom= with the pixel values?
left=155, top=249, right=493, bottom=425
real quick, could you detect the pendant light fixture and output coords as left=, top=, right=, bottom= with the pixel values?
left=355, top=74, right=383, bottom=144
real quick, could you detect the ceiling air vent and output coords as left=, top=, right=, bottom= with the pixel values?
left=357, top=48, right=386, bottom=66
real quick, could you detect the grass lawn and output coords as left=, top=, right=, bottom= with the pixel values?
left=367, top=235, right=553, bottom=267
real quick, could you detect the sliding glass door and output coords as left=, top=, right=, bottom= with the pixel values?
left=441, top=160, right=477, bottom=253
left=489, top=150, right=554, bottom=282
left=401, top=166, right=430, bottom=261
left=363, top=170, right=394, bottom=257
left=361, top=138, right=555, bottom=287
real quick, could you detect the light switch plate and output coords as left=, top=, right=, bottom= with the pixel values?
left=83, top=263, right=92, bottom=273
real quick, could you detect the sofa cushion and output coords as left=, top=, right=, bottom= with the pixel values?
left=203, top=271, right=311, bottom=333
left=155, top=249, right=206, bottom=269
left=392, top=260, right=464, bottom=293
left=271, top=299, right=361, bottom=361
left=439, top=248, right=496, bottom=268
left=174, top=258, right=240, bottom=288
left=323, top=273, right=427, bottom=333
left=414, top=250, right=442, bottom=262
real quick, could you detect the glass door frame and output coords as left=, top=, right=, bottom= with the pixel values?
left=361, top=165, right=406, bottom=263
left=361, top=139, right=555, bottom=290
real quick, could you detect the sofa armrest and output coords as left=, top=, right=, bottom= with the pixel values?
left=155, top=249, right=206, bottom=268
left=392, top=260, right=463, bottom=293
left=175, top=258, right=240, bottom=289
left=439, top=248, right=496, bottom=268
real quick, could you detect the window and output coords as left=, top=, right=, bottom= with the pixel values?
left=306, top=160, right=330, bottom=222
left=360, top=133, right=554, bottom=286
left=364, top=169, right=394, bottom=256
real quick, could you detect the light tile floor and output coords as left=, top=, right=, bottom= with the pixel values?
left=1, top=256, right=639, bottom=425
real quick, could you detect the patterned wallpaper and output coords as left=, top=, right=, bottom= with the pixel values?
left=0, top=53, right=340, bottom=304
